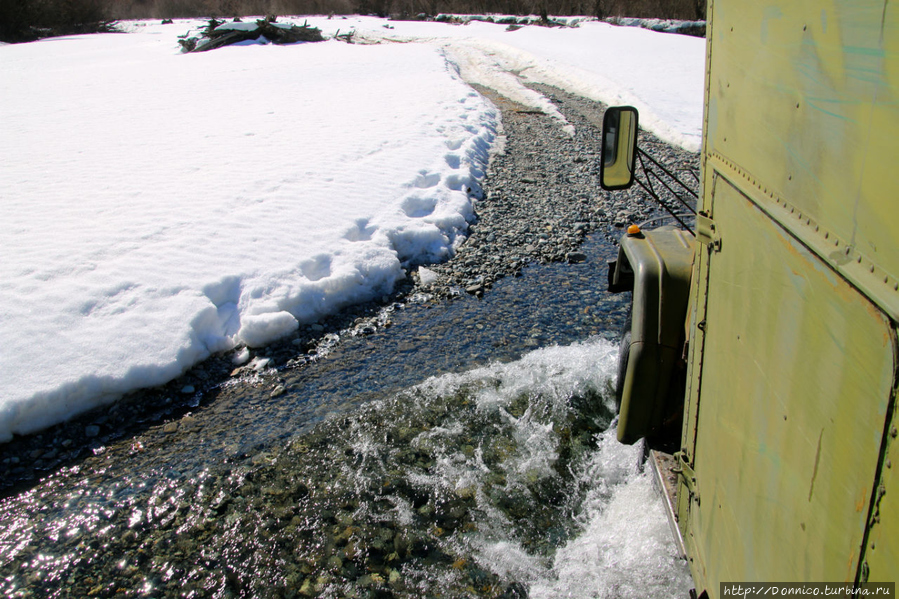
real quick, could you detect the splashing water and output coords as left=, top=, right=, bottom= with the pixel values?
left=0, top=337, right=691, bottom=598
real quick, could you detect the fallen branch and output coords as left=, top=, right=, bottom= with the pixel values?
left=181, top=17, right=324, bottom=53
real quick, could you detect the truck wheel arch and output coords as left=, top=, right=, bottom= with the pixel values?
left=608, top=226, right=694, bottom=449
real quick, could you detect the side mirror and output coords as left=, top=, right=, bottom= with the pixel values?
left=600, top=106, right=639, bottom=190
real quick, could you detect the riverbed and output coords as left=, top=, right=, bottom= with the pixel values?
left=0, top=87, right=697, bottom=598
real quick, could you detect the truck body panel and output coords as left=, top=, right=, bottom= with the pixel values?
left=703, top=0, right=899, bottom=321
left=678, top=0, right=899, bottom=592
left=682, top=174, right=896, bottom=587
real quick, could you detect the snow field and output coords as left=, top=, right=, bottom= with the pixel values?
left=307, top=16, right=704, bottom=150
left=0, top=29, right=497, bottom=441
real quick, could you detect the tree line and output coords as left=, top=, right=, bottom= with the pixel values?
left=1, top=0, right=705, bottom=42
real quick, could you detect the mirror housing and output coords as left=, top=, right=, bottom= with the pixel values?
left=600, top=106, right=639, bottom=190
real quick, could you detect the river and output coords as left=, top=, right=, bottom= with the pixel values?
left=0, top=87, right=697, bottom=598
left=0, top=231, right=693, bottom=598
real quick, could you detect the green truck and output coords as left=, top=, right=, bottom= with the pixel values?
left=602, top=1, right=898, bottom=596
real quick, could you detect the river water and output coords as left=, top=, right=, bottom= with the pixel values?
left=0, top=229, right=693, bottom=598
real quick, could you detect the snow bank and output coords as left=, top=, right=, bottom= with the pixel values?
left=0, top=26, right=497, bottom=441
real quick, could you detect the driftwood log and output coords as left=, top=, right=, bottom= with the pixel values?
left=180, top=18, right=324, bottom=53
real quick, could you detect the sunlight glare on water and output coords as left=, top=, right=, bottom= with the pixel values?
left=0, top=337, right=691, bottom=597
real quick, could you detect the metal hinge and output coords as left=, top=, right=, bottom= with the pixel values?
left=696, top=212, right=721, bottom=252
left=672, top=451, right=701, bottom=506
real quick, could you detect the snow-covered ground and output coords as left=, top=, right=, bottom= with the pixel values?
left=347, top=15, right=704, bottom=148
left=0, top=16, right=704, bottom=442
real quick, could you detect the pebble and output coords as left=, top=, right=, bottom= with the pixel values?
left=84, top=425, right=100, bottom=438
left=407, top=84, right=697, bottom=308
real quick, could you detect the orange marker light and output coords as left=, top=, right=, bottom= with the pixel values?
left=627, top=224, right=641, bottom=236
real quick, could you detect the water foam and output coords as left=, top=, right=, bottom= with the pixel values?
left=345, top=337, right=693, bottom=596
left=530, top=431, right=694, bottom=598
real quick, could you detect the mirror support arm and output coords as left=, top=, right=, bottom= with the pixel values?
left=645, top=165, right=697, bottom=215
left=637, top=148, right=699, bottom=201
left=633, top=176, right=695, bottom=235
left=631, top=148, right=697, bottom=236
